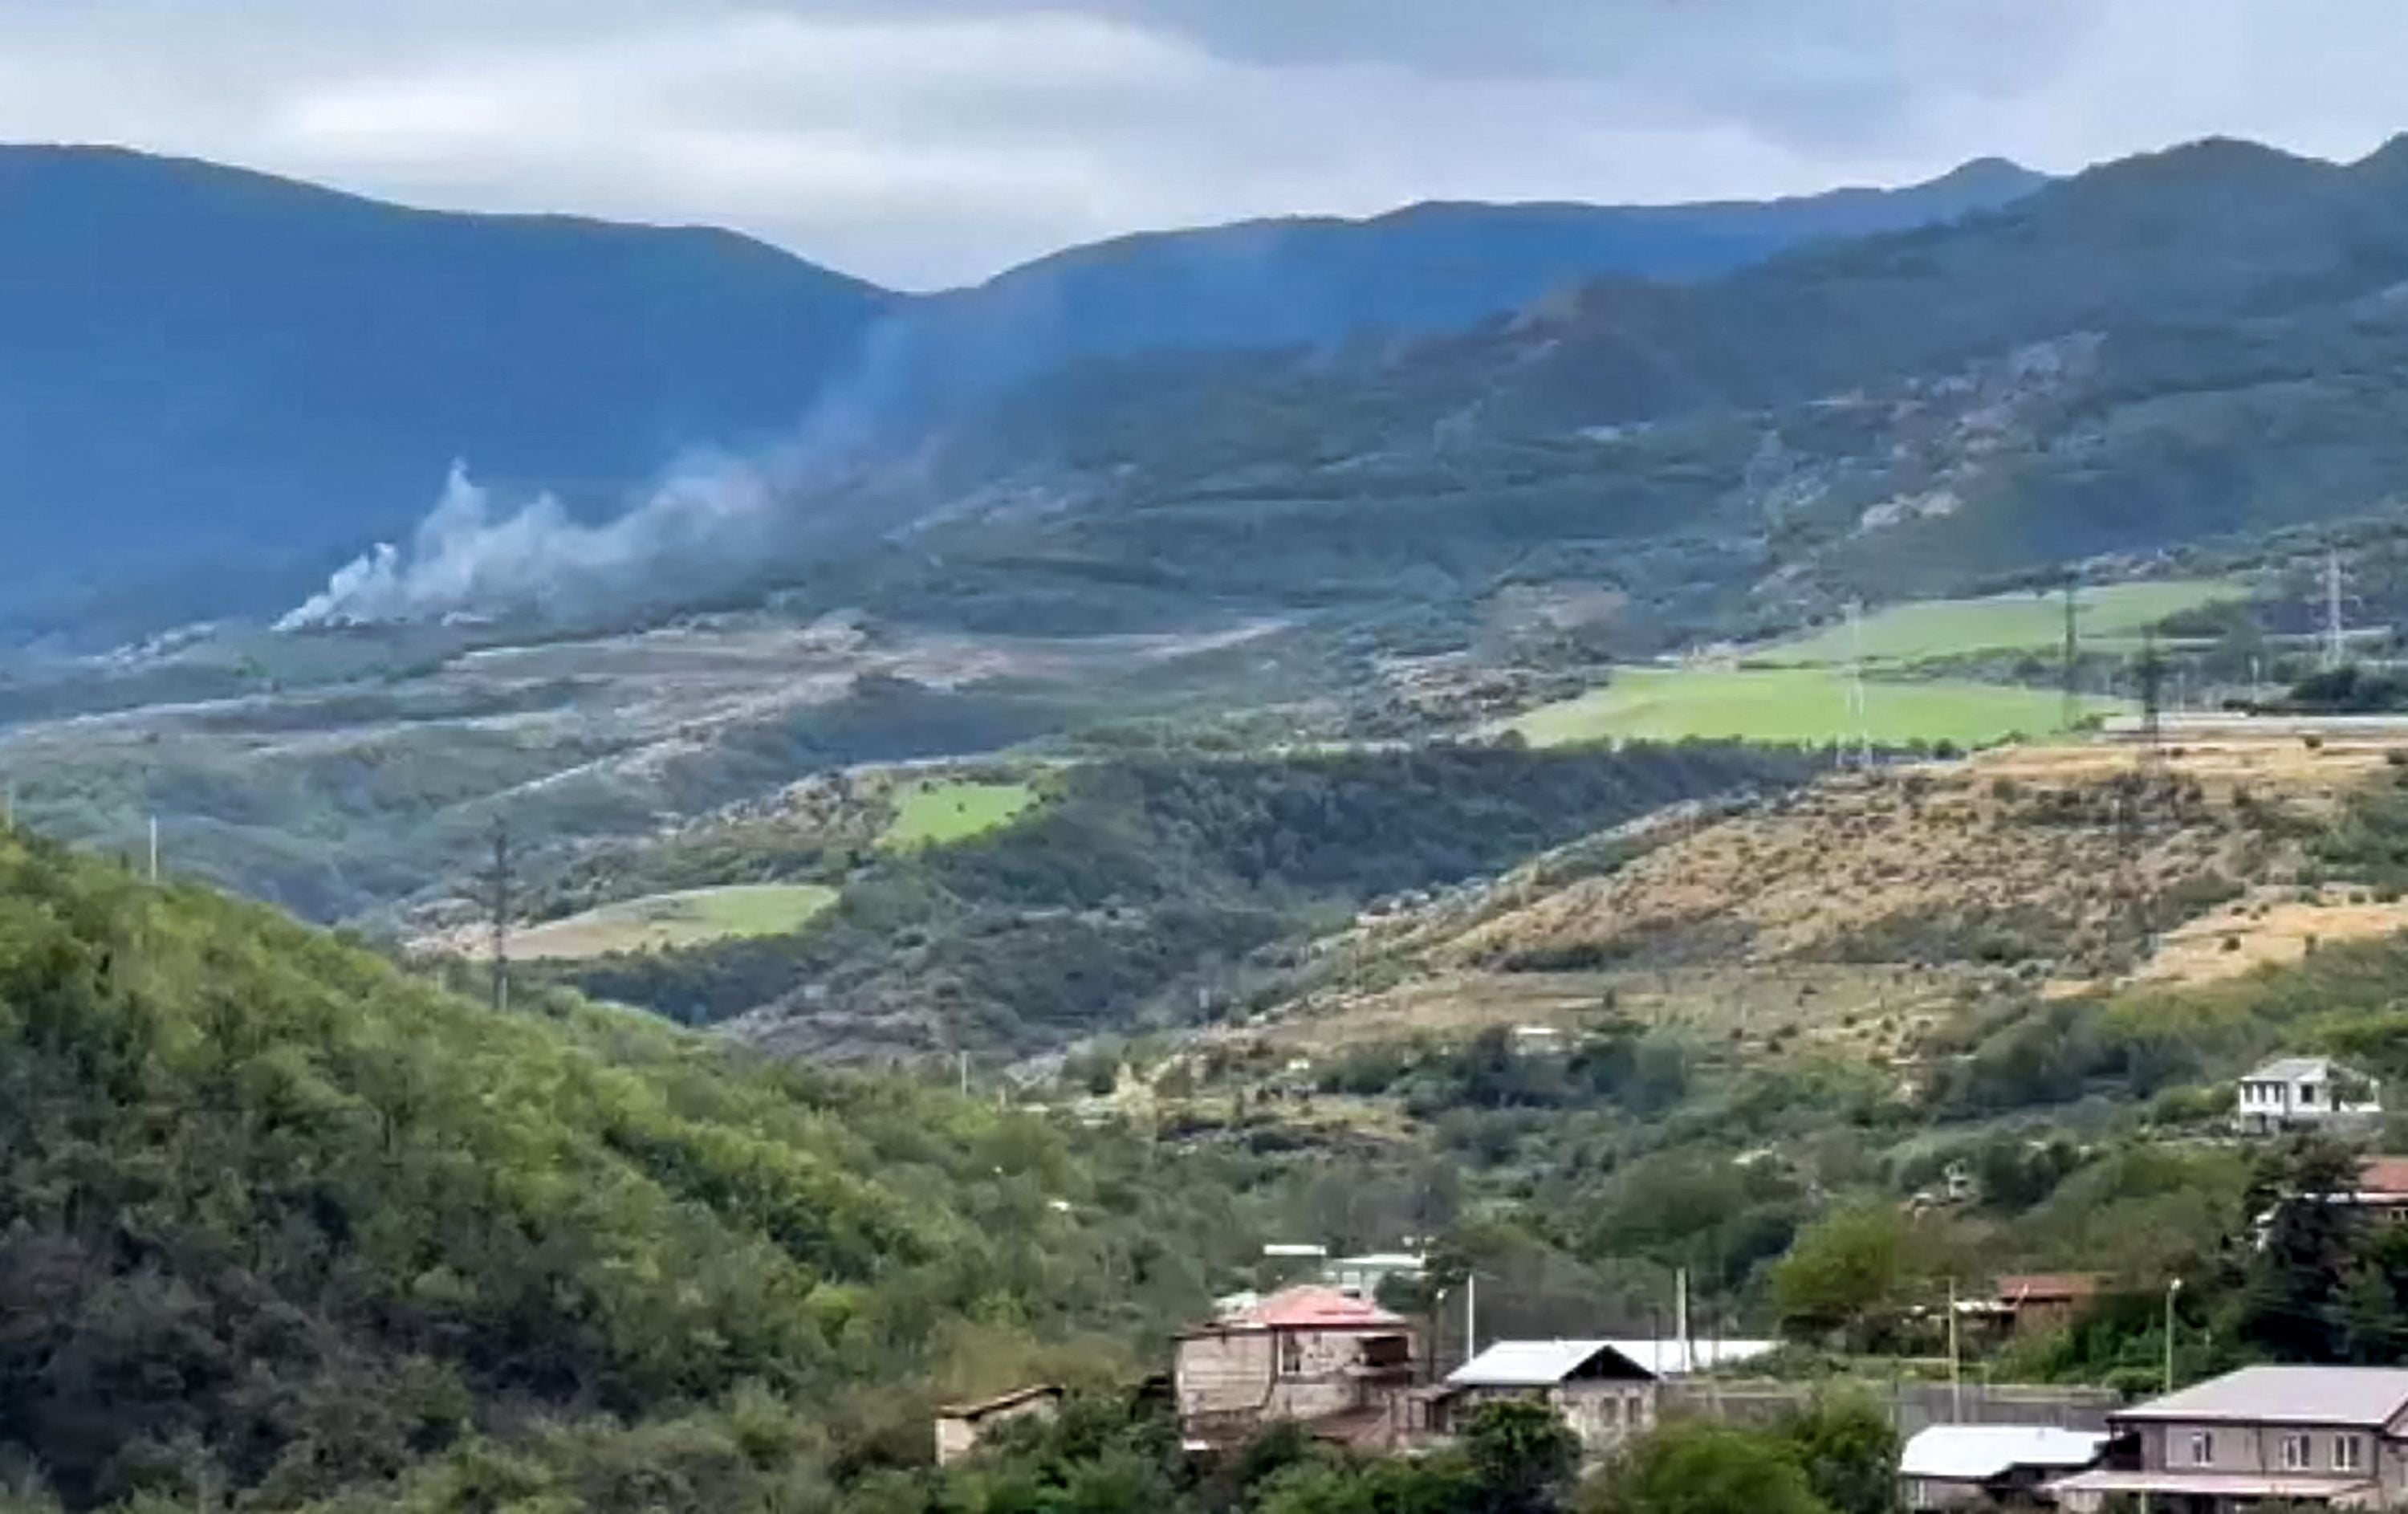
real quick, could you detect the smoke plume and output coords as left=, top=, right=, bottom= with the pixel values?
left=277, top=455, right=797, bottom=629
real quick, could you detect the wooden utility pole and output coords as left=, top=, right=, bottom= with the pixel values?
left=488, top=817, right=513, bottom=1014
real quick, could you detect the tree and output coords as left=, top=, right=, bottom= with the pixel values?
left=2237, top=1135, right=2367, bottom=1361
left=1771, top=1206, right=1929, bottom=1348
left=1581, top=1422, right=1831, bottom=1514
left=1462, top=1399, right=1581, bottom=1514
left=1779, top=1391, right=1900, bottom=1514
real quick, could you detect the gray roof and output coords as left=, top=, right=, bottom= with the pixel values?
left=1449, top=1341, right=1648, bottom=1387
left=2247, top=1056, right=2341, bottom=1082
left=1901, top=1426, right=2107, bottom=1480
left=2115, top=1366, right=2408, bottom=1427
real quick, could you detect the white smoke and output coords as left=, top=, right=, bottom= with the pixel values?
left=277, top=455, right=786, bottom=629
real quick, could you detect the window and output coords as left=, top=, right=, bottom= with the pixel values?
left=2337, top=1435, right=2365, bottom=1473
left=2282, top=1434, right=2312, bottom=1471
left=1278, top=1333, right=1304, bottom=1378
left=2190, top=1432, right=2215, bottom=1466
left=2302, top=1082, right=2322, bottom=1105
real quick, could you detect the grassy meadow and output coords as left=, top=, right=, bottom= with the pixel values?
left=880, top=778, right=1042, bottom=849
left=1755, top=578, right=2246, bottom=666
left=1511, top=665, right=2126, bottom=748
left=510, top=882, right=839, bottom=959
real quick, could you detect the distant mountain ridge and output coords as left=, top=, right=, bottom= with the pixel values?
left=0, top=144, right=2044, bottom=637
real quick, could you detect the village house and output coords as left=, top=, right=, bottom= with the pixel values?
left=2048, top=1365, right=2408, bottom=1512
left=1898, top=1425, right=2107, bottom=1511
left=2237, top=1056, right=2383, bottom=1136
left=933, top=1385, right=1065, bottom=1466
left=1173, top=1285, right=1422, bottom=1451
left=1979, top=1274, right=2109, bottom=1337
left=1438, top=1341, right=1661, bottom=1456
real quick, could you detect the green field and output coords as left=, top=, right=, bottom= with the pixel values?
left=880, top=779, right=1041, bottom=849
left=1755, top=579, right=2247, bottom=666
left=1511, top=666, right=2127, bottom=748
left=510, top=884, right=838, bottom=960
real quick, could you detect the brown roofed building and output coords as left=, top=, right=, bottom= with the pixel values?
left=1992, top=1273, right=2108, bottom=1335
left=1173, top=1285, right=1422, bottom=1451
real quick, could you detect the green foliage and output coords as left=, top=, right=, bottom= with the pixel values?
left=570, top=743, right=1812, bottom=1051
left=0, top=833, right=1271, bottom=1512
left=1460, top=1401, right=1582, bottom=1514
left=1777, top=1393, right=1900, bottom=1514
left=1581, top=1422, right=1829, bottom=1514
left=1770, top=1207, right=1952, bottom=1349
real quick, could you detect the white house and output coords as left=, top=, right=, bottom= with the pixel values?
left=2237, top=1056, right=2382, bottom=1135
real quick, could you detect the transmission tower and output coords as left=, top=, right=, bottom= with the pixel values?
left=1842, top=600, right=1873, bottom=767
left=2136, top=629, right=2167, bottom=767
left=2325, top=549, right=2349, bottom=669
left=488, top=816, right=514, bottom=1014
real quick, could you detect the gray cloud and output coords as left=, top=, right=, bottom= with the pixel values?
left=1, top=0, right=2406, bottom=286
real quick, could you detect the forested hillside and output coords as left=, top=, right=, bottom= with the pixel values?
left=556, top=743, right=1815, bottom=1057
left=0, top=828, right=1304, bottom=1512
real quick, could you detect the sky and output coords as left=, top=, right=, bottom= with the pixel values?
left=5, top=0, right=2408, bottom=289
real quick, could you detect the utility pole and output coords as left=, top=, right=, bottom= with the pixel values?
left=2061, top=579, right=2081, bottom=733
left=147, top=816, right=160, bottom=883
left=1464, top=1271, right=1479, bottom=1364
left=1947, top=1277, right=1963, bottom=1422
left=488, top=817, right=513, bottom=1014
left=2166, top=1278, right=2184, bottom=1394
left=958, top=1050, right=970, bottom=1098
left=1674, top=1266, right=1693, bottom=1376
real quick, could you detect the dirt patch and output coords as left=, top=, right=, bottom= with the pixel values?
left=2133, top=887, right=2408, bottom=987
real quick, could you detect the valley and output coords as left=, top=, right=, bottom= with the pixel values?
left=19, top=118, right=2408, bottom=1514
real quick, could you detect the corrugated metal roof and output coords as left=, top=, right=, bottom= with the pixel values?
left=1995, top=1273, right=2106, bottom=1303
left=2359, top=1157, right=2408, bottom=1196
left=1899, top=1425, right=2106, bottom=1480
left=2115, top=1366, right=2408, bottom=1426
left=1601, top=1338, right=1780, bottom=1376
left=2247, top=1056, right=2340, bottom=1082
left=1449, top=1341, right=1642, bottom=1386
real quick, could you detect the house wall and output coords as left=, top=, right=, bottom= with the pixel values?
left=1175, top=1327, right=1406, bottom=1431
left=1176, top=1330, right=1276, bottom=1422
left=2133, top=1418, right=2388, bottom=1485
left=1449, top=1383, right=1657, bottom=1457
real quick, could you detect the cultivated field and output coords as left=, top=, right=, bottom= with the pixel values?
left=879, top=779, right=1041, bottom=849
left=506, top=883, right=839, bottom=960
left=1755, top=578, right=2245, bottom=666
left=1510, top=665, right=2122, bottom=748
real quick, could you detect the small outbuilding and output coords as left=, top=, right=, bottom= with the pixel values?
left=934, top=1384, right=1065, bottom=1466
left=1899, top=1424, right=2107, bottom=1510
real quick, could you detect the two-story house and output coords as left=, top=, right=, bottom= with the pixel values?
left=2049, top=1365, right=2408, bottom=1512
left=2237, top=1056, right=2383, bottom=1136
left=1173, top=1285, right=1421, bottom=1451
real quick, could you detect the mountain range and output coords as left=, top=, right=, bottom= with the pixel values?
left=0, top=144, right=2042, bottom=637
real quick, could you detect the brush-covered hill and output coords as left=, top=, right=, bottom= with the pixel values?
left=881, top=137, right=2408, bottom=646
left=0, top=827, right=1277, bottom=1512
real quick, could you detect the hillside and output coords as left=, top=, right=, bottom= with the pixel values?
left=0, top=825, right=1300, bottom=1511
left=872, top=137, right=2408, bottom=648
left=1263, top=735, right=2408, bottom=1062
left=0, top=147, right=896, bottom=634
left=0, top=146, right=2036, bottom=641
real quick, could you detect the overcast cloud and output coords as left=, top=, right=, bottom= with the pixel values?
left=3, top=0, right=2407, bottom=287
